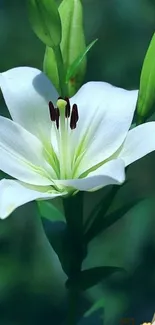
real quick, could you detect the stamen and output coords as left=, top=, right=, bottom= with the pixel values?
left=55, top=108, right=60, bottom=129
left=70, top=108, right=76, bottom=130
left=72, top=104, right=79, bottom=123
left=65, top=97, right=71, bottom=118
left=48, top=97, right=80, bottom=179
left=49, top=101, right=56, bottom=121
left=49, top=98, right=79, bottom=131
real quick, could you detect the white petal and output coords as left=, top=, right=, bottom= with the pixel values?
left=70, top=82, right=138, bottom=177
left=118, top=122, right=155, bottom=166
left=0, top=116, right=56, bottom=185
left=0, top=179, right=64, bottom=219
left=0, top=67, right=58, bottom=146
left=56, top=159, right=125, bottom=191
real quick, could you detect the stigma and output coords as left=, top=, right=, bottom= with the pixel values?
left=48, top=97, right=79, bottom=130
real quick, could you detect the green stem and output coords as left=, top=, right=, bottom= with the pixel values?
left=63, top=192, right=83, bottom=239
left=54, top=45, right=67, bottom=97
left=67, top=288, right=79, bottom=325
left=63, top=193, right=84, bottom=325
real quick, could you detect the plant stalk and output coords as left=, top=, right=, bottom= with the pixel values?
left=63, top=193, right=84, bottom=325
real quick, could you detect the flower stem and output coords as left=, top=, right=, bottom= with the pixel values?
left=63, top=193, right=84, bottom=325
left=54, top=45, right=67, bottom=97
left=67, top=288, right=79, bottom=325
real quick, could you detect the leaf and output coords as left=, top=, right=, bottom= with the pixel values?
left=100, top=199, right=143, bottom=231
left=84, top=298, right=105, bottom=317
left=66, top=266, right=124, bottom=291
left=84, top=186, right=119, bottom=239
left=37, top=201, right=65, bottom=222
left=137, top=33, right=155, bottom=123
left=46, top=222, right=83, bottom=277
left=28, top=0, right=62, bottom=47
left=66, top=39, right=98, bottom=83
left=38, top=194, right=85, bottom=277
left=85, top=197, right=142, bottom=244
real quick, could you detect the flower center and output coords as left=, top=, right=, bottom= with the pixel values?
left=49, top=97, right=79, bottom=130
left=48, top=98, right=79, bottom=179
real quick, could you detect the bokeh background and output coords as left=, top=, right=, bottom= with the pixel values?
left=0, top=0, right=155, bottom=324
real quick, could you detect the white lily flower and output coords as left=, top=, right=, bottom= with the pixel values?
left=0, top=67, right=155, bottom=219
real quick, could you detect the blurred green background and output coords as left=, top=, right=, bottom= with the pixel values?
left=0, top=0, right=155, bottom=324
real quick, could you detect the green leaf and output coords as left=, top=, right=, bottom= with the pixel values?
left=37, top=201, right=65, bottom=222
left=97, top=199, right=142, bottom=231
left=84, top=186, right=119, bottom=236
left=66, top=266, right=124, bottom=291
left=28, top=0, right=62, bottom=47
left=137, top=33, right=155, bottom=123
left=47, top=224, right=83, bottom=277
left=66, top=39, right=98, bottom=83
left=84, top=198, right=155, bottom=280
left=85, top=197, right=142, bottom=244
left=84, top=298, right=105, bottom=317
left=59, top=0, right=86, bottom=96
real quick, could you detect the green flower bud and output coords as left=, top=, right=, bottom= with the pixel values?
left=28, top=0, right=62, bottom=47
left=43, top=46, right=59, bottom=92
left=137, top=33, right=155, bottom=124
left=59, top=0, right=86, bottom=96
left=43, top=0, right=86, bottom=97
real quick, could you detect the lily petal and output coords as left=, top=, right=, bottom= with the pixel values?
left=118, top=122, right=155, bottom=166
left=0, top=67, right=58, bottom=146
left=56, top=159, right=125, bottom=191
left=0, top=116, right=56, bottom=185
left=0, top=179, right=64, bottom=219
left=70, top=82, right=138, bottom=176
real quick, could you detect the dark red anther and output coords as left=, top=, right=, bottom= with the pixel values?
left=65, top=97, right=71, bottom=118
left=49, top=101, right=56, bottom=121
left=70, top=108, right=76, bottom=130
left=55, top=108, right=60, bottom=129
left=72, top=104, right=79, bottom=123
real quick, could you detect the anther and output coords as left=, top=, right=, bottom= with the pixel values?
left=70, top=108, right=76, bottom=130
left=55, top=108, right=60, bottom=129
left=49, top=101, right=56, bottom=121
left=72, top=104, right=79, bottom=123
left=65, top=97, right=71, bottom=118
